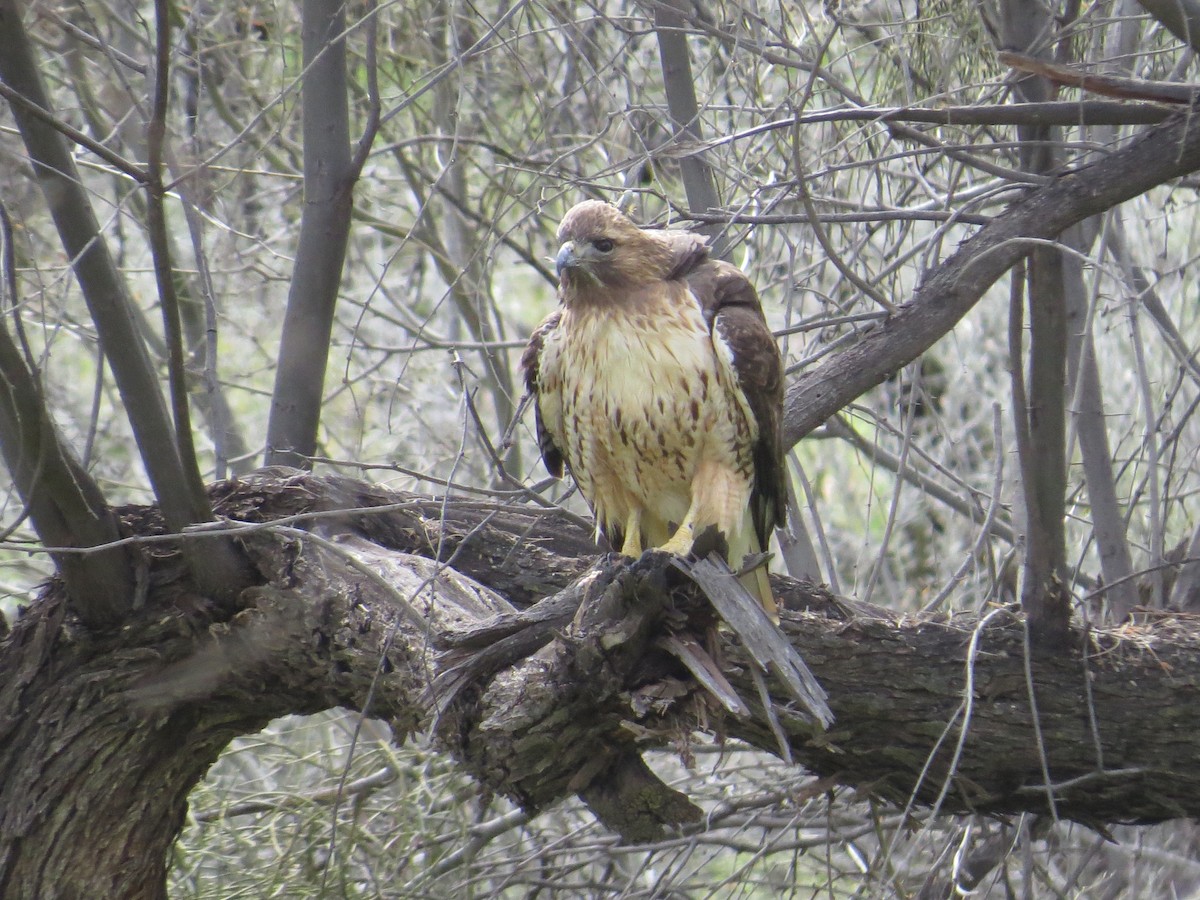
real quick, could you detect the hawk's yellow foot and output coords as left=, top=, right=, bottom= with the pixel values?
left=619, top=512, right=644, bottom=557
left=659, top=519, right=697, bottom=557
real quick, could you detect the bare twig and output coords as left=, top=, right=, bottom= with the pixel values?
left=999, top=49, right=1199, bottom=103
left=1063, top=220, right=1137, bottom=621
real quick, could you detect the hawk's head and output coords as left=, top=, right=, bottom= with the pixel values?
left=554, top=200, right=675, bottom=296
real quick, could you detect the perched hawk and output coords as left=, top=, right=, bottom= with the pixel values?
left=522, top=200, right=786, bottom=617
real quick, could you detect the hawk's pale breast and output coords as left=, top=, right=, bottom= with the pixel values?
left=537, top=287, right=756, bottom=547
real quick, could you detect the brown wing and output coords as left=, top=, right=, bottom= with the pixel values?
left=520, top=310, right=564, bottom=478
left=687, top=260, right=786, bottom=548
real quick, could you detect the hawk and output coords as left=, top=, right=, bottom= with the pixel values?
left=522, top=200, right=786, bottom=617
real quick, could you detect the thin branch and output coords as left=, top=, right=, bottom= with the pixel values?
left=141, top=0, right=250, bottom=593
left=859, top=375, right=916, bottom=605
left=1128, top=282, right=1165, bottom=607
left=169, top=179, right=254, bottom=478
left=999, top=50, right=1199, bottom=104
left=43, top=10, right=149, bottom=74
left=827, top=415, right=1015, bottom=546
left=686, top=209, right=993, bottom=227
left=1063, top=221, right=1137, bottom=621
left=790, top=117, right=896, bottom=313
left=701, top=103, right=1173, bottom=154
left=922, top=405, right=1007, bottom=614
left=348, top=0, right=381, bottom=179
left=0, top=80, right=147, bottom=183
left=782, top=104, right=1200, bottom=447
left=145, top=0, right=211, bottom=523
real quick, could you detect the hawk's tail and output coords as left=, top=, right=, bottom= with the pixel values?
left=739, top=560, right=779, bottom=624
left=732, top=519, right=779, bottom=623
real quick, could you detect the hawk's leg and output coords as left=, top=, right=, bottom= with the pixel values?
left=659, top=460, right=744, bottom=557
left=659, top=510, right=698, bottom=557
left=619, top=511, right=644, bottom=557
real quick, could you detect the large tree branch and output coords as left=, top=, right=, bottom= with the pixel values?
left=6, top=472, right=1200, bottom=897
left=0, top=204, right=134, bottom=624
left=781, top=102, right=1200, bottom=448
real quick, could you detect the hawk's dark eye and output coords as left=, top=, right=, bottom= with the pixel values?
left=592, top=238, right=614, bottom=253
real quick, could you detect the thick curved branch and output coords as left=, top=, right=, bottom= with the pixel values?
left=782, top=104, right=1200, bottom=447
left=5, top=472, right=1200, bottom=895
left=295, top=475, right=1200, bottom=826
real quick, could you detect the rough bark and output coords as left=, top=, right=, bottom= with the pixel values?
left=4, top=471, right=1200, bottom=897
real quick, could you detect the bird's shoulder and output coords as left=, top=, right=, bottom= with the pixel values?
left=521, top=309, right=563, bottom=391
left=659, top=229, right=712, bottom=281
left=685, top=257, right=782, bottom=450
left=681, top=256, right=767, bottom=328
left=681, top=259, right=786, bottom=537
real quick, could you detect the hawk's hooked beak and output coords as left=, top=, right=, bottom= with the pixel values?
left=555, top=242, right=577, bottom=279
left=555, top=241, right=603, bottom=288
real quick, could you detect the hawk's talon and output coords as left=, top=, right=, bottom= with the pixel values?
left=658, top=525, right=696, bottom=558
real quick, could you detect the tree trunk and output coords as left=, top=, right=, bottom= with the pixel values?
left=264, top=0, right=359, bottom=468
left=3, top=471, right=1200, bottom=896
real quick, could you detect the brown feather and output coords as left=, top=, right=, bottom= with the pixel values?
left=684, top=260, right=786, bottom=548
left=520, top=310, right=564, bottom=477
